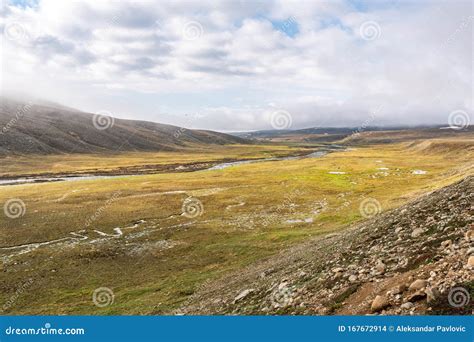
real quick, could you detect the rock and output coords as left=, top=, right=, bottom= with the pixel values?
left=467, top=247, right=474, bottom=255
left=411, top=228, right=424, bottom=238
left=371, top=295, right=389, bottom=312
left=466, top=229, right=474, bottom=241
left=425, top=287, right=440, bottom=303
left=409, top=279, right=427, bottom=291
left=375, top=260, right=386, bottom=274
left=440, top=240, right=452, bottom=248
left=332, top=267, right=344, bottom=273
left=468, top=256, right=474, bottom=267
left=348, top=275, right=358, bottom=282
left=407, top=291, right=427, bottom=302
left=233, top=289, right=254, bottom=303
left=401, top=302, right=414, bottom=310
left=391, top=284, right=407, bottom=295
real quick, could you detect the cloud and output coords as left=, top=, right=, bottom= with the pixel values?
left=0, top=0, right=472, bottom=130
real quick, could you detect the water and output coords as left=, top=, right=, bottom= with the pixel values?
left=0, top=149, right=335, bottom=187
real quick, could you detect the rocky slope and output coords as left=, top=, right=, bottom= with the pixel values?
left=178, top=176, right=473, bottom=315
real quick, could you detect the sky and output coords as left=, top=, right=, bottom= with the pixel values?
left=0, top=0, right=472, bottom=131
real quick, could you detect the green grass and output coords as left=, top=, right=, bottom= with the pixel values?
left=0, top=141, right=472, bottom=314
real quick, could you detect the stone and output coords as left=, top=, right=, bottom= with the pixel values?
left=407, top=291, right=427, bottom=302
left=391, top=284, right=407, bottom=295
left=233, top=289, right=254, bottom=303
left=411, top=228, right=424, bottom=238
left=425, top=287, right=440, bottom=303
left=375, top=261, right=386, bottom=274
left=348, top=275, right=358, bottom=282
left=468, top=256, right=474, bottom=267
left=409, top=279, right=427, bottom=291
left=401, top=302, right=414, bottom=310
left=371, top=295, right=389, bottom=312
left=332, top=267, right=344, bottom=273
left=440, top=240, right=452, bottom=248
left=465, top=229, right=474, bottom=241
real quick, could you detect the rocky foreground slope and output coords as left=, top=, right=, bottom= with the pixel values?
left=179, top=176, right=473, bottom=315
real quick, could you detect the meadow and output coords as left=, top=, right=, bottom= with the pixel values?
left=0, top=138, right=472, bottom=314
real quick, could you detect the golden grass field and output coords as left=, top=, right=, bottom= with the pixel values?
left=0, top=137, right=472, bottom=314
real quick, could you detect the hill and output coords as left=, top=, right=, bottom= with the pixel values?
left=234, top=126, right=473, bottom=145
left=0, top=97, right=247, bottom=155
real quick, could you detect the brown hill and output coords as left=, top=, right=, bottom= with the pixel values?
left=0, top=97, right=247, bottom=155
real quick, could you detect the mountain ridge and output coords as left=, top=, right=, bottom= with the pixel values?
left=0, top=97, right=247, bottom=156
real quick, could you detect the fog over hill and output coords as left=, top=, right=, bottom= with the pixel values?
left=0, top=97, right=247, bottom=156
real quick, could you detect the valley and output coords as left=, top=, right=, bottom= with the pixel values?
left=1, top=133, right=472, bottom=315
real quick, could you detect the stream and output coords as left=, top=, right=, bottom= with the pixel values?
left=0, top=146, right=343, bottom=187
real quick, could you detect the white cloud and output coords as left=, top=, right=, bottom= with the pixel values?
left=0, top=0, right=472, bottom=130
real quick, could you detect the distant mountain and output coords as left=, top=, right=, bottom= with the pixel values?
left=0, top=98, right=247, bottom=155
left=232, top=125, right=472, bottom=144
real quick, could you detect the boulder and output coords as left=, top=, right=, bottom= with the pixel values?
left=409, top=279, right=427, bottom=291
left=233, top=289, right=255, bottom=303
left=371, top=295, right=389, bottom=312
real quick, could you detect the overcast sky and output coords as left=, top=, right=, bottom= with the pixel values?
left=0, top=0, right=472, bottom=131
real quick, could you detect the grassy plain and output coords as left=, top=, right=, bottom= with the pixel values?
left=0, top=144, right=306, bottom=177
left=0, top=139, right=472, bottom=314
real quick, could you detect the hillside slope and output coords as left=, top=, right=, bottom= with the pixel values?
left=0, top=98, right=246, bottom=155
left=179, top=176, right=473, bottom=315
